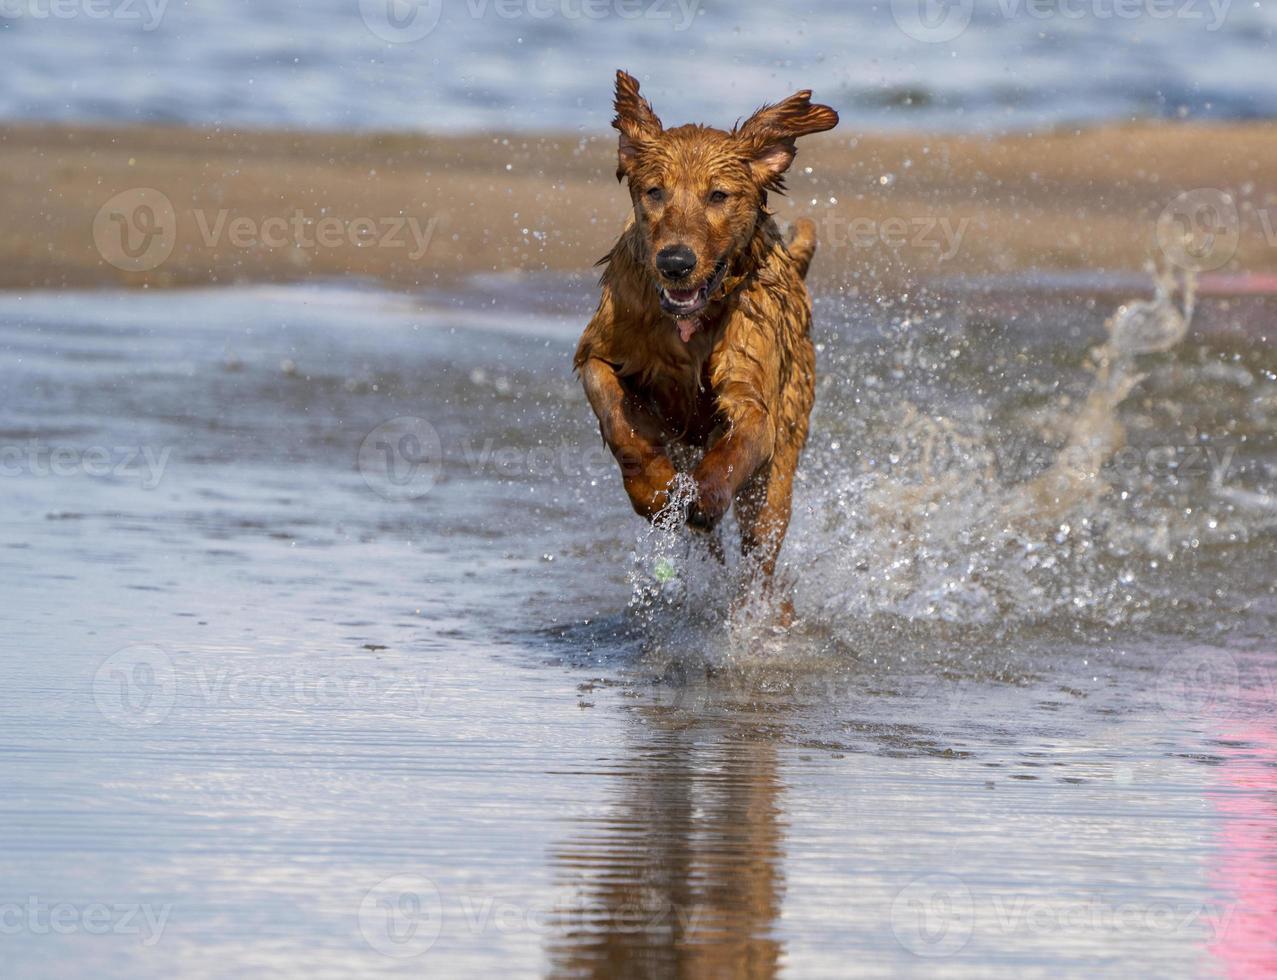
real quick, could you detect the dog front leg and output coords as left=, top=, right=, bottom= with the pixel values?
left=579, top=357, right=678, bottom=519
left=688, top=404, right=773, bottom=530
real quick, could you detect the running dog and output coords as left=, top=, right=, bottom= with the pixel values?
left=575, top=70, right=838, bottom=599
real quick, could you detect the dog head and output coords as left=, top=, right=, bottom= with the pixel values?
left=611, top=69, right=838, bottom=333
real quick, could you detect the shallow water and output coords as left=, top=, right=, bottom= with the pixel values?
left=1, top=0, right=1275, bottom=132
left=2, top=280, right=1275, bottom=977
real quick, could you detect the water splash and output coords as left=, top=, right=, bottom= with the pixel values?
left=626, top=473, right=704, bottom=611
left=624, top=473, right=807, bottom=670
left=619, top=269, right=1275, bottom=653
left=1005, top=267, right=1194, bottom=529
left=800, top=270, right=1205, bottom=629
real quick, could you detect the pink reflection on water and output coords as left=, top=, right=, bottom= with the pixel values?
left=1205, top=664, right=1277, bottom=979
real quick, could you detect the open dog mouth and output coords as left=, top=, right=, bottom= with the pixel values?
left=658, top=258, right=729, bottom=341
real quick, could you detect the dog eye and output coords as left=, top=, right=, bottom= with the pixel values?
left=709, top=190, right=729, bottom=204
left=645, top=187, right=664, bottom=202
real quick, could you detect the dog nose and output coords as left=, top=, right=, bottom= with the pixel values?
left=655, top=245, right=698, bottom=280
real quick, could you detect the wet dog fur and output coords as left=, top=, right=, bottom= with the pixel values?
left=575, top=70, right=838, bottom=608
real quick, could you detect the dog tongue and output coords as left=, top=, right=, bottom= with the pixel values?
left=676, top=318, right=699, bottom=343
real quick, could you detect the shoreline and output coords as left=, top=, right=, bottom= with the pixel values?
left=2, top=121, right=1275, bottom=293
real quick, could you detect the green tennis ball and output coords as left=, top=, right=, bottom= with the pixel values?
left=653, top=558, right=677, bottom=583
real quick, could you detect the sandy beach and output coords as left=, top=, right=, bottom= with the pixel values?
left=4, top=121, right=1276, bottom=293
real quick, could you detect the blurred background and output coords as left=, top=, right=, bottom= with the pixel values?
left=4, top=0, right=1276, bottom=132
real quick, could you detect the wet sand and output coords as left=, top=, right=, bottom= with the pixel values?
left=3, top=121, right=1276, bottom=292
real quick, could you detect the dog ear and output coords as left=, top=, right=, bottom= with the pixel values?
left=737, top=90, right=839, bottom=189
left=612, top=70, right=663, bottom=182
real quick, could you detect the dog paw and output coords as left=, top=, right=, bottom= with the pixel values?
left=622, top=456, right=678, bottom=520
left=688, top=476, right=730, bottom=529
